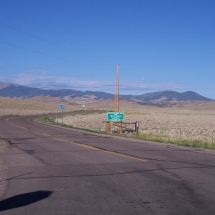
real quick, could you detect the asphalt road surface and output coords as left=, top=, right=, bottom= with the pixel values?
left=0, top=115, right=215, bottom=215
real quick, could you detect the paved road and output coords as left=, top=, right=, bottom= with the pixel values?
left=0, top=115, right=215, bottom=215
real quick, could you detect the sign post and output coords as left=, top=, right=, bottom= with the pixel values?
left=107, top=112, right=124, bottom=134
left=60, top=104, right=65, bottom=124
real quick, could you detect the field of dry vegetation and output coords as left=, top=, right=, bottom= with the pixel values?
left=1, top=96, right=215, bottom=143
left=0, top=96, right=81, bottom=116
left=55, top=100, right=215, bottom=143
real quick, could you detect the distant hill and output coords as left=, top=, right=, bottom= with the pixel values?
left=0, top=82, right=114, bottom=100
left=134, top=91, right=212, bottom=102
left=0, top=82, right=213, bottom=103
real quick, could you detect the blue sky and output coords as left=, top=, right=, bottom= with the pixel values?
left=0, top=0, right=215, bottom=98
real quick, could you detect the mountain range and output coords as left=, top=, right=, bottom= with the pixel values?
left=0, top=82, right=213, bottom=103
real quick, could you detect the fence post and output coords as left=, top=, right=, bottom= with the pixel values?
left=107, top=122, right=111, bottom=133
left=119, top=122, right=123, bottom=134
left=212, top=129, right=214, bottom=144
left=180, top=128, right=182, bottom=140
left=135, top=122, right=139, bottom=133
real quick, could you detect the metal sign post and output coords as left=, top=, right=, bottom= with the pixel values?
left=60, top=104, right=65, bottom=124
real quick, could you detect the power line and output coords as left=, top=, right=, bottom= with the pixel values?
left=0, top=40, right=110, bottom=72
left=0, top=22, right=113, bottom=64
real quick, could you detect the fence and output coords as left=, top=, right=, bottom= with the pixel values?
left=103, top=121, right=215, bottom=144
left=104, top=121, right=139, bottom=134
left=140, top=127, right=215, bottom=144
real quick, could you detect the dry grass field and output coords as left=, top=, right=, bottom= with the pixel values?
left=1, top=96, right=215, bottom=143
left=55, top=100, right=215, bottom=143
left=0, top=96, right=81, bottom=116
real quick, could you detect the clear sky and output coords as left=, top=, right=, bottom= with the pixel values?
left=0, top=0, right=215, bottom=98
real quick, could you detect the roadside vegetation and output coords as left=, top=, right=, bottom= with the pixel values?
left=134, top=132, right=215, bottom=150
left=36, top=116, right=215, bottom=150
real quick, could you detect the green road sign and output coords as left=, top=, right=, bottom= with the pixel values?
left=107, top=112, right=124, bottom=122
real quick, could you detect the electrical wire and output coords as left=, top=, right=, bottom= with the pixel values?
left=0, top=22, right=114, bottom=64
left=0, top=40, right=110, bottom=72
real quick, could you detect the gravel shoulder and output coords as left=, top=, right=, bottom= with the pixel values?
left=0, top=139, right=9, bottom=200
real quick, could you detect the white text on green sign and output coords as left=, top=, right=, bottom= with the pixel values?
left=107, top=112, right=124, bottom=121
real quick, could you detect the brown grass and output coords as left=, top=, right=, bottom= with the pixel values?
left=1, top=97, right=215, bottom=142
left=55, top=100, right=215, bottom=142
left=0, top=96, right=81, bottom=116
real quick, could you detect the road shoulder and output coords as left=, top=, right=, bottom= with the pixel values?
left=0, top=139, right=9, bottom=200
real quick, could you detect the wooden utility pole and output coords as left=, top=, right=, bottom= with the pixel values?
left=114, top=64, right=120, bottom=112
left=114, top=64, right=122, bottom=134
